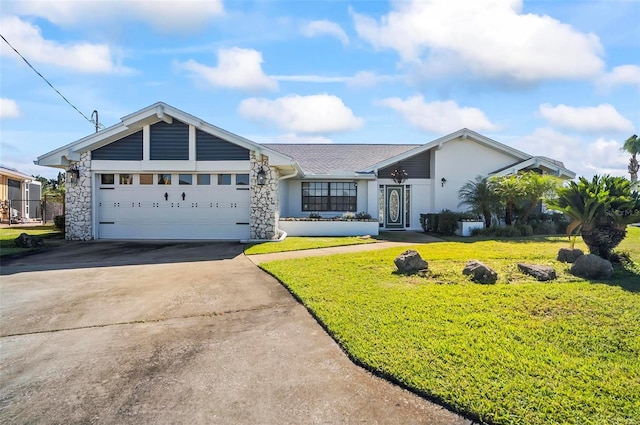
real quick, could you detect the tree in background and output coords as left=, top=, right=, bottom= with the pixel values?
left=489, top=171, right=560, bottom=225
left=622, top=134, right=639, bottom=183
left=458, top=175, right=501, bottom=228
left=547, top=175, right=640, bottom=259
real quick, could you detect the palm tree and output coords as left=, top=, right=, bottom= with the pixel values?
left=623, top=134, right=639, bottom=182
left=547, top=175, right=640, bottom=259
left=458, top=176, right=501, bottom=228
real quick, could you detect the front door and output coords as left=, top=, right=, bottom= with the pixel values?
left=385, top=185, right=404, bottom=229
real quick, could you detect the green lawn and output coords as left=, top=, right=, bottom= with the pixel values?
left=0, top=225, right=63, bottom=257
left=261, top=228, right=640, bottom=425
left=244, top=235, right=376, bottom=255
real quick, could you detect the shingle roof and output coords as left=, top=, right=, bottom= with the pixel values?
left=265, top=144, right=419, bottom=175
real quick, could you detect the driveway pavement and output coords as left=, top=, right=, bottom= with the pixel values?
left=0, top=241, right=471, bottom=424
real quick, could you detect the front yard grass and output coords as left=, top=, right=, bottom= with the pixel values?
left=0, top=225, right=63, bottom=257
left=260, top=228, right=640, bottom=425
left=244, top=235, right=376, bottom=255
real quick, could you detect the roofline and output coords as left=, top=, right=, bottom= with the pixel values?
left=0, top=165, right=33, bottom=181
left=36, top=102, right=298, bottom=169
left=489, top=156, right=576, bottom=179
left=361, top=128, right=531, bottom=172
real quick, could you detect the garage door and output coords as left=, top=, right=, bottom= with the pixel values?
left=97, top=173, right=250, bottom=240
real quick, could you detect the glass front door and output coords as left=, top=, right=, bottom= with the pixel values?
left=385, top=185, right=404, bottom=229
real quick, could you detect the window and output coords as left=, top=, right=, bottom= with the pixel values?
left=197, top=174, right=210, bottom=185
left=158, top=174, right=171, bottom=185
left=405, top=185, right=411, bottom=228
left=302, top=182, right=356, bottom=212
left=101, top=174, right=114, bottom=185
left=179, top=174, right=192, bottom=185
left=236, top=174, right=249, bottom=186
left=217, top=174, right=231, bottom=185
left=119, top=174, right=133, bottom=185
left=140, top=174, right=153, bottom=185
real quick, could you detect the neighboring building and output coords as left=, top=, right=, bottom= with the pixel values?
left=0, top=165, right=42, bottom=223
left=35, top=102, right=575, bottom=241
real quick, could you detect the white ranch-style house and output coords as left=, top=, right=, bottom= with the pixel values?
left=36, top=102, right=575, bottom=241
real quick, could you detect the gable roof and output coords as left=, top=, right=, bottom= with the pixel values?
left=36, top=102, right=297, bottom=169
left=266, top=144, right=418, bottom=176
left=1, top=164, right=33, bottom=181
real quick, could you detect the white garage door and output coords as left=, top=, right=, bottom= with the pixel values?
left=97, top=173, right=250, bottom=240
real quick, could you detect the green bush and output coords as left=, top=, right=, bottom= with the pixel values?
left=53, top=215, right=65, bottom=231
left=494, top=226, right=520, bottom=237
left=437, top=209, right=459, bottom=235
left=308, top=212, right=321, bottom=219
left=355, top=211, right=372, bottom=220
left=518, top=224, right=534, bottom=236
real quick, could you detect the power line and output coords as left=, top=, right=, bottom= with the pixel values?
left=0, top=33, right=103, bottom=130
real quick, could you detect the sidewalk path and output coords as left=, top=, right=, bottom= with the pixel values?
left=247, top=233, right=442, bottom=265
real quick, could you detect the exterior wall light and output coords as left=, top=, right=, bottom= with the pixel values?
left=390, top=166, right=408, bottom=184
left=67, top=165, right=80, bottom=185
left=441, top=177, right=447, bottom=187
left=256, top=167, right=267, bottom=185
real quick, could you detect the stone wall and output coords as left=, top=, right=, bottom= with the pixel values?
left=65, top=151, right=92, bottom=240
left=250, top=152, right=280, bottom=240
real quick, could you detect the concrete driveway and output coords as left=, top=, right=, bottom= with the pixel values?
left=0, top=241, right=471, bottom=424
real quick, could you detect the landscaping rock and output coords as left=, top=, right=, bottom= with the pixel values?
left=394, top=250, right=428, bottom=274
left=14, top=233, right=44, bottom=249
left=557, top=248, right=584, bottom=263
left=462, top=260, right=498, bottom=284
left=517, top=263, right=557, bottom=281
left=570, top=254, right=613, bottom=279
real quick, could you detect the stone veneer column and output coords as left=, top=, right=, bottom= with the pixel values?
left=250, top=152, right=280, bottom=240
left=65, top=151, right=93, bottom=240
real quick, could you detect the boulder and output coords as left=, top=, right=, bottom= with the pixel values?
left=557, top=248, right=584, bottom=263
left=462, top=260, right=498, bottom=284
left=14, top=233, right=44, bottom=249
left=570, top=254, right=613, bottom=279
left=517, top=263, right=557, bottom=281
left=394, top=250, right=428, bottom=274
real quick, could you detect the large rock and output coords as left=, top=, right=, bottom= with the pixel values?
left=462, top=260, right=498, bottom=284
left=517, top=263, right=557, bottom=281
left=14, top=233, right=44, bottom=249
left=570, top=254, right=613, bottom=279
left=394, top=250, right=428, bottom=274
left=557, top=248, right=584, bottom=263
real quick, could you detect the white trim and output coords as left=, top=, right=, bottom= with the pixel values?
left=362, top=128, right=530, bottom=173
left=143, top=125, right=150, bottom=161
left=490, top=157, right=575, bottom=179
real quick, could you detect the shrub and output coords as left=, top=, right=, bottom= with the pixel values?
left=419, top=214, right=428, bottom=232
left=517, top=224, right=534, bottom=236
left=308, top=212, right=321, bottom=219
left=355, top=211, right=372, bottom=220
left=437, top=209, right=459, bottom=235
left=494, top=226, right=520, bottom=237
left=54, top=215, right=65, bottom=231
left=343, top=212, right=356, bottom=219
left=532, top=221, right=557, bottom=235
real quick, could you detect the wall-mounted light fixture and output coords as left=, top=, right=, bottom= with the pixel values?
left=441, top=177, right=447, bottom=187
left=256, top=167, right=267, bottom=185
left=391, top=166, right=408, bottom=184
left=66, top=165, right=80, bottom=185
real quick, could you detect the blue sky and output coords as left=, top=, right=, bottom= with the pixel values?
left=1, top=0, right=639, bottom=180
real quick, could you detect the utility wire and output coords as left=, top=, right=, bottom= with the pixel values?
left=0, top=33, right=103, bottom=130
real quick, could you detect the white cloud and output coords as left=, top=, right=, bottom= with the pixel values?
left=180, top=48, right=277, bottom=92
left=0, top=98, right=20, bottom=119
left=238, top=94, right=363, bottom=133
left=539, top=103, right=635, bottom=133
left=351, top=0, right=604, bottom=83
left=513, top=128, right=629, bottom=178
left=597, top=65, right=640, bottom=90
left=301, top=20, right=349, bottom=45
left=377, top=95, right=498, bottom=133
left=0, top=16, right=126, bottom=74
left=8, top=0, right=224, bottom=33
left=270, top=71, right=399, bottom=87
